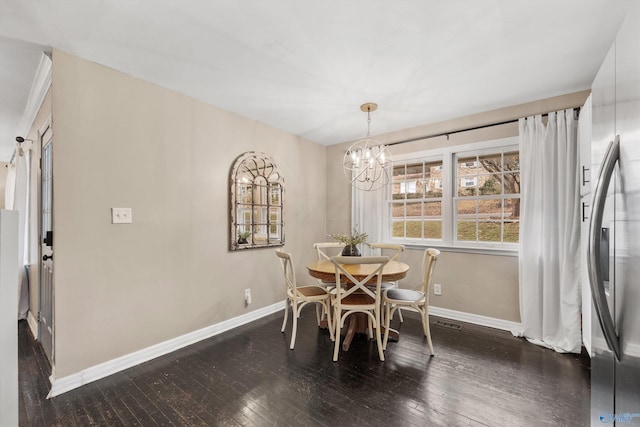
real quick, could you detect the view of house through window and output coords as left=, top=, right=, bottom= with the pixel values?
left=455, top=150, right=520, bottom=244
left=391, top=160, right=443, bottom=240
left=387, top=138, right=519, bottom=248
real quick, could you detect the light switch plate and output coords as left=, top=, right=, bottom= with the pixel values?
left=111, top=208, right=132, bottom=224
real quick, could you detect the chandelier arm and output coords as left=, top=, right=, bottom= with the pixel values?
left=350, top=164, right=372, bottom=183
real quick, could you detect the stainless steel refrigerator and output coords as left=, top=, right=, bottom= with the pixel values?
left=589, top=3, right=640, bottom=425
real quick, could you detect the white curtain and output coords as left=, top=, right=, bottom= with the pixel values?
left=8, top=143, right=31, bottom=320
left=351, top=186, right=385, bottom=256
left=514, top=110, right=581, bottom=353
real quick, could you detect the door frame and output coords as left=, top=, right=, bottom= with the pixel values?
left=37, top=115, right=54, bottom=365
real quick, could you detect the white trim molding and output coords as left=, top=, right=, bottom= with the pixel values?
left=16, top=52, right=52, bottom=137
left=27, top=310, right=38, bottom=339
left=429, top=306, right=521, bottom=332
left=47, top=301, right=285, bottom=398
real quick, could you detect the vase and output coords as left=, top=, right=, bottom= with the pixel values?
left=341, top=245, right=361, bottom=256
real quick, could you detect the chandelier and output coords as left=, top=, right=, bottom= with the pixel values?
left=343, top=103, right=393, bottom=191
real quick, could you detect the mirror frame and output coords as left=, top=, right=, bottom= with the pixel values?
left=229, top=151, right=285, bottom=251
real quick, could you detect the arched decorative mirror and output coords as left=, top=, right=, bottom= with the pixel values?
left=230, top=152, right=285, bottom=251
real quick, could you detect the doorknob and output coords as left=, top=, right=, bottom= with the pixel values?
left=43, top=254, right=53, bottom=261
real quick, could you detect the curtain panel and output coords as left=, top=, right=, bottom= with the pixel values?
left=515, top=110, right=582, bottom=353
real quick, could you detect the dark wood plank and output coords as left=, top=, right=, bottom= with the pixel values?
left=18, top=307, right=590, bottom=426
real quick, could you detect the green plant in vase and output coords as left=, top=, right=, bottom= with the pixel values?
left=237, top=229, right=251, bottom=244
left=328, top=228, right=368, bottom=256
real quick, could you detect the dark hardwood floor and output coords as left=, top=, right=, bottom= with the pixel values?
left=19, top=310, right=590, bottom=426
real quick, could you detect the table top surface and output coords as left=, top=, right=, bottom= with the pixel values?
left=307, top=259, right=409, bottom=283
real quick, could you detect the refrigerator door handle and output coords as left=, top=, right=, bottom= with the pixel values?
left=587, top=135, right=621, bottom=361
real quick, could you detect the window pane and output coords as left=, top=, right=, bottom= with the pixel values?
left=458, top=156, right=477, bottom=176
left=504, top=198, right=521, bottom=221
left=479, top=153, right=502, bottom=173
left=457, top=177, right=477, bottom=196
left=504, top=173, right=520, bottom=194
left=457, top=199, right=477, bottom=216
left=391, top=202, right=405, bottom=219
left=406, top=221, right=422, bottom=238
left=504, top=152, right=520, bottom=171
left=392, top=221, right=404, bottom=238
left=406, top=202, right=422, bottom=218
left=406, top=164, right=423, bottom=199
left=478, top=221, right=501, bottom=242
left=478, top=199, right=502, bottom=220
left=457, top=221, right=476, bottom=241
left=504, top=221, right=520, bottom=242
left=392, top=165, right=406, bottom=200
left=423, top=221, right=442, bottom=239
left=424, top=201, right=441, bottom=217
left=425, top=161, right=443, bottom=197
left=478, top=174, right=502, bottom=195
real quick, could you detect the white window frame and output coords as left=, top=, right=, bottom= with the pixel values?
left=382, top=136, right=519, bottom=254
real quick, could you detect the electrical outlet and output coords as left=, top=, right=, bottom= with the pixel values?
left=433, top=283, right=442, bottom=296
left=111, top=207, right=132, bottom=224
left=244, top=288, right=252, bottom=304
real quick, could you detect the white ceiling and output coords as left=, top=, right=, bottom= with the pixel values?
left=0, top=1, right=632, bottom=162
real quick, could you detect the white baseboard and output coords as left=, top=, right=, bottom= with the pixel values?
left=429, top=306, right=521, bottom=332
left=48, top=301, right=285, bottom=398
left=27, top=311, right=38, bottom=339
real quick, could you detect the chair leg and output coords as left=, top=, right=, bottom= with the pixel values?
left=375, top=310, right=385, bottom=361
left=325, top=300, right=334, bottom=341
left=315, top=303, right=323, bottom=326
left=333, top=312, right=342, bottom=361
left=289, top=303, right=298, bottom=350
left=281, top=299, right=289, bottom=332
left=383, top=303, right=391, bottom=350
left=422, top=309, right=434, bottom=355
left=397, top=308, right=404, bottom=323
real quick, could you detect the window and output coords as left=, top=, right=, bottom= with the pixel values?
left=455, top=149, right=520, bottom=244
left=385, top=137, right=519, bottom=248
left=391, top=160, right=443, bottom=240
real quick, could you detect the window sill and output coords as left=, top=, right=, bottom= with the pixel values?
left=401, top=242, right=519, bottom=257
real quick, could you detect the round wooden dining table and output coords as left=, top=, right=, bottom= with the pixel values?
left=306, top=259, right=410, bottom=284
left=306, top=259, right=410, bottom=351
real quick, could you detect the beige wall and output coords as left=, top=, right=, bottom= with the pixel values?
left=51, top=49, right=327, bottom=377
left=326, top=90, right=589, bottom=322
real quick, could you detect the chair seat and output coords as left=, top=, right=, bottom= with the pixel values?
left=385, top=288, right=424, bottom=302
left=367, top=281, right=396, bottom=290
left=297, top=286, right=330, bottom=297
left=341, top=293, right=375, bottom=306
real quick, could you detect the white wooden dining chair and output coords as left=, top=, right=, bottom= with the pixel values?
left=276, top=249, right=334, bottom=349
left=313, top=242, right=346, bottom=286
left=367, top=243, right=406, bottom=322
left=383, top=248, right=440, bottom=355
left=330, top=255, right=390, bottom=362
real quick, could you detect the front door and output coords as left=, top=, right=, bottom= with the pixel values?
left=39, top=125, right=53, bottom=362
